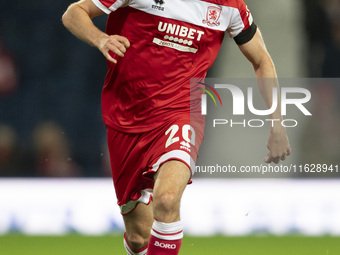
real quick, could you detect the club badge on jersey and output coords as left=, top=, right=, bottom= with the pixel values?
left=202, top=6, right=222, bottom=26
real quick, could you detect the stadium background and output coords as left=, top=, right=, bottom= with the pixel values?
left=0, top=0, right=340, bottom=254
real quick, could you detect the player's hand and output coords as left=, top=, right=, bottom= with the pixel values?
left=264, top=126, right=291, bottom=164
left=98, top=34, right=130, bottom=64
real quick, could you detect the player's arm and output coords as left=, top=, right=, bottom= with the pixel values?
left=238, top=29, right=291, bottom=164
left=62, top=0, right=130, bottom=63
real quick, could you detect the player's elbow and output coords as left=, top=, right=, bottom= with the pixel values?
left=62, top=5, right=72, bottom=29
left=253, top=54, right=275, bottom=74
left=62, top=3, right=78, bottom=29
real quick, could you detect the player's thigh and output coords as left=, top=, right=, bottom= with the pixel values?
left=153, top=160, right=190, bottom=211
left=123, top=202, right=154, bottom=240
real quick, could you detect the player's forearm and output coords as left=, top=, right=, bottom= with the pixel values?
left=254, top=57, right=284, bottom=124
left=62, top=3, right=107, bottom=49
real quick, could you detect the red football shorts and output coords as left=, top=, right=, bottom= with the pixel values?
left=106, top=117, right=204, bottom=215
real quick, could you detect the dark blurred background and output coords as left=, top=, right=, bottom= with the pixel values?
left=0, top=0, right=339, bottom=177
left=0, top=0, right=110, bottom=177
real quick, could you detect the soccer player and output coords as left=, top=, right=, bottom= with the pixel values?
left=62, top=0, right=291, bottom=254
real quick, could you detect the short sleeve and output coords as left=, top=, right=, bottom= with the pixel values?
left=227, top=0, right=256, bottom=44
left=92, top=0, right=130, bottom=14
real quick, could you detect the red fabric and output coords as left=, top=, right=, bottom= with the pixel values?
left=147, top=235, right=182, bottom=255
left=106, top=117, right=204, bottom=213
left=102, top=7, right=223, bottom=133
left=99, top=0, right=119, bottom=8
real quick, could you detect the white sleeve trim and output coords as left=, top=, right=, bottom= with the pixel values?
left=227, top=9, right=245, bottom=38
left=92, top=0, right=129, bottom=15
left=92, top=0, right=111, bottom=14
left=228, top=6, right=254, bottom=38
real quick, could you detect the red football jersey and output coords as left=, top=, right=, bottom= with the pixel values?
left=93, top=0, right=256, bottom=132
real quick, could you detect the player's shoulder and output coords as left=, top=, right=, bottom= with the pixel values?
left=200, top=0, right=246, bottom=9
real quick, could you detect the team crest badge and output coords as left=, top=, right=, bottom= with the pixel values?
left=202, top=6, right=221, bottom=26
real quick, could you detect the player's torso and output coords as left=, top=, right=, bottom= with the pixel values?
left=106, top=0, right=244, bottom=80
left=102, top=0, right=246, bottom=131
